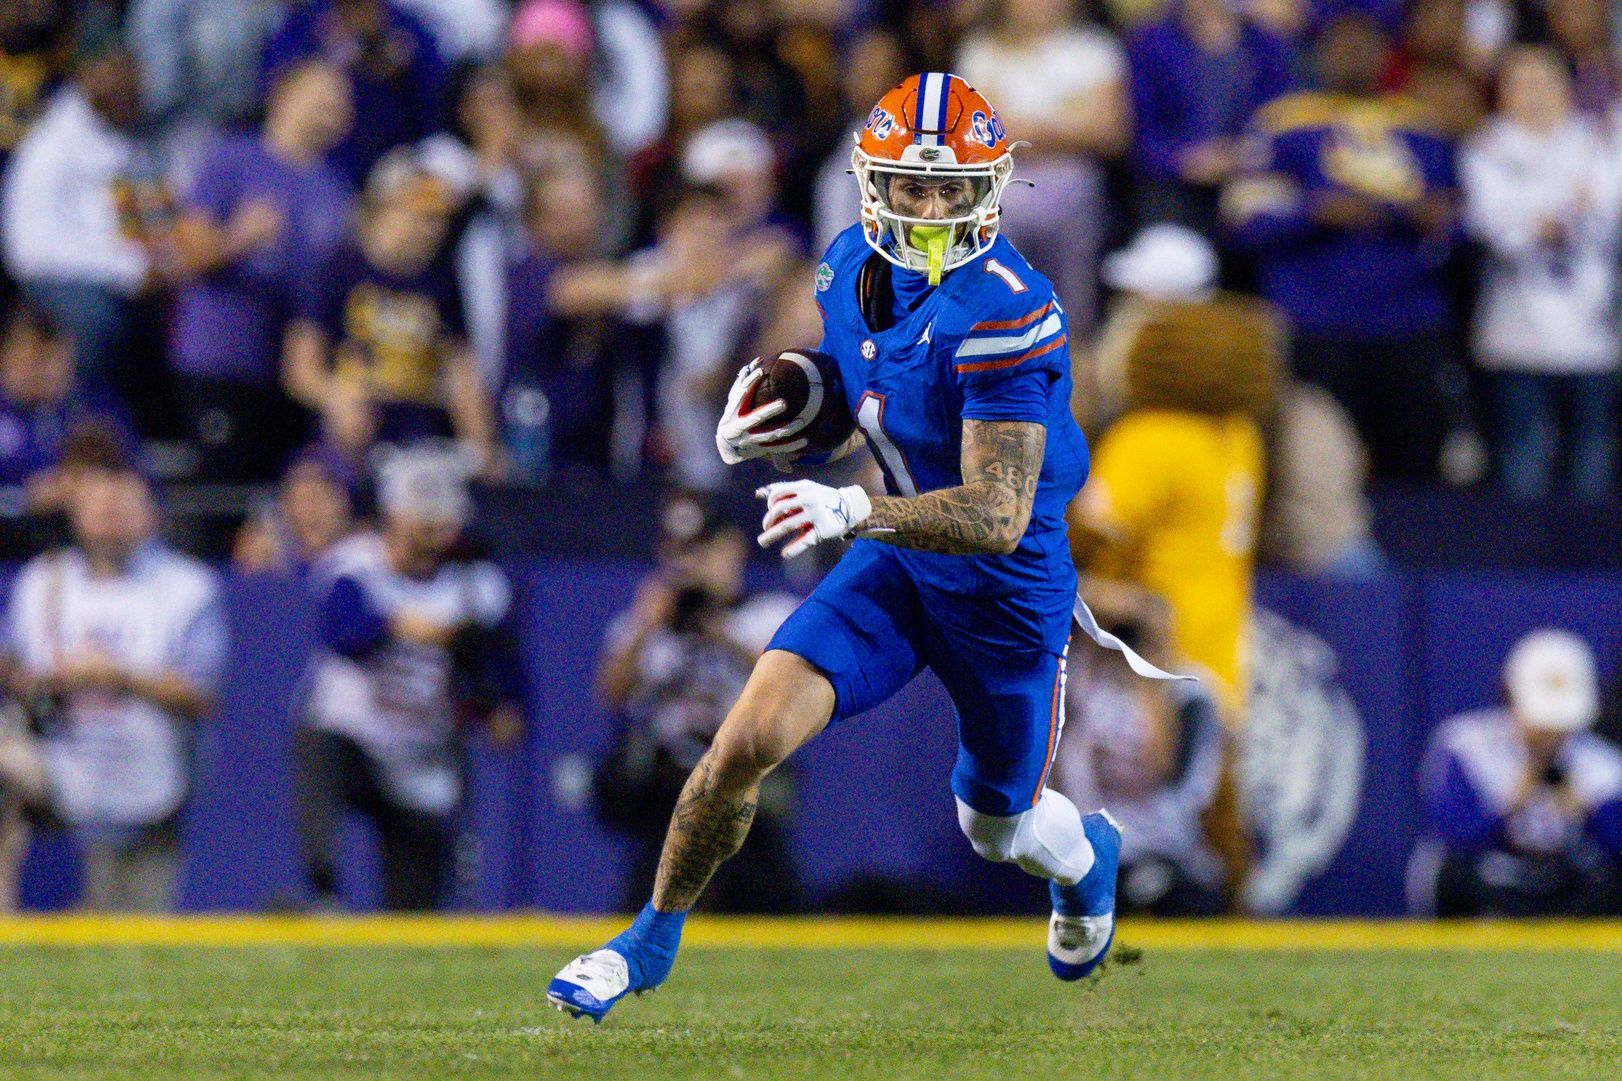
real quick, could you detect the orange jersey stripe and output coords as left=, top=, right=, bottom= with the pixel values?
left=954, top=333, right=1068, bottom=375
left=969, top=301, right=1053, bottom=334
left=1031, top=660, right=1064, bottom=806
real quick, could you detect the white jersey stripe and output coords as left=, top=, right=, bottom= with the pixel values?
left=954, top=312, right=1064, bottom=358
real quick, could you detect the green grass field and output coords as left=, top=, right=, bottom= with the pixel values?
left=1, top=923, right=1619, bottom=1081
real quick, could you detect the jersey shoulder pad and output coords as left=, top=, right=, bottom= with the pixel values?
left=945, top=240, right=1055, bottom=319
left=942, top=249, right=1064, bottom=377
left=819, top=223, right=871, bottom=276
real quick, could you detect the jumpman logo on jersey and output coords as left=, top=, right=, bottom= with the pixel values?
left=919, top=321, right=933, bottom=345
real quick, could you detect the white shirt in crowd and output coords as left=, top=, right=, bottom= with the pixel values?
left=589, top=0, right=670, bottom=160
left=1, top=87, right=153, bottom=293
left=4, top=545, right=225, bottom=829
left=955, top=27, right=1125, bottom=132
left=303, top=532, right=512, bottom=815
left=1423, top=708, right=1622, bottom=854
left=621, top=245, right=761, bottom=492
left=1462, top=115, right=1622, bottom=374
left=391, top=0, right=509, bottom=62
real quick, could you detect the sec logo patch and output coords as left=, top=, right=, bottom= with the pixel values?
left=860, top=339, right=877, bottom=360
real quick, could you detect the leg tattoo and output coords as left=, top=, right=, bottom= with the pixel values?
left=652, top=753, right=759, bottom=911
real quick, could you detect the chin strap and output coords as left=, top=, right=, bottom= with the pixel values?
left=909, top=224, right=951, bottom=285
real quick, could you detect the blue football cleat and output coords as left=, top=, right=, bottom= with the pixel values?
left=1047, top=809, right=1122, bottom=982
left=547, top=949, right=639, bottom=1023
left=547, top=903, right=686, bottom=1024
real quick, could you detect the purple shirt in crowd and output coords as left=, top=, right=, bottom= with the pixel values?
left=503, top=252, right=615, bottom=469
left=0, top=391, right=138, bottom=486
left=298, top=242, right=466, bottom=443
left=171, top=135, right=352, bottom=384
left=1128, top=15, right=1296, bottom=184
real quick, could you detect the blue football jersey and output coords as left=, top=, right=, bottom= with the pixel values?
left=813, top=224, right=1089, bottom=602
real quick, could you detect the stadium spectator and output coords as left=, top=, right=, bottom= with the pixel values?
left=868, top=0, right=956, bottom=73
left=625, top=179, right=790, bottom=491
left=628, top=37, right=741, bottom=241
left=681, top=118, right=802, bottom=257
left=1546, top=0, right=1619, bottom=116
left=811, top=28, right=909, bottom=255
left=260, top=0, right=448, bottom=186
left=0, top=0, right=74, bottom=175
left=512, top=0, right=668, bottom=165
left=233, top=446, right=357, bottom=577
left=1051, top=580, right=1229, bottom=916
left=1, top=34, right=171, bottom=388
left=168, top=60, right=355, bottom=484
left=1223, top=11, right=1467, bottom=482
left=1125, top=0, right=1295, bottom=237
left=0, top=301, right=136, bottom=512
left=593, top=492, right=801, bottom=912
left=1416, top=630, right=1622, bottom=916
left=127, top=0, right=283, bottom=164
left=0, top=448, right=226, bottom=911
left=1259, top=382, right=1386, bottom=579
left=501, top=166, right=625, bottom=482
left=506, top=0, right=610, bottom=184
left=1081, top=223, right=1221, bottom=433
left=296, top=444, right=521, bottom=910
left=505, top=0, right=671, bottom=213
left=957, top=0, right=1130, bottom=332
left=283, top=149, right=502, bottom=477
left=419, top=65, right=527, bottom=389
left=1461, top=46, right=1621, bottom=504
left=1382, top=0, right=1488, bottom=139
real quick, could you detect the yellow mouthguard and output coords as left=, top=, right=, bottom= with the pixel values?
left=910, top=225, right=950, bottom=286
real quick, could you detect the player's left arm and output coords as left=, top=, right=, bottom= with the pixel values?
left=860, top=419, right=1045, bottom=555
left=754, top=420, right=1044, bottom=559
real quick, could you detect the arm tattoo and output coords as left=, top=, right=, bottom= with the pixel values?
left=859, top=419, right=1045, bottom=555
left=651, top=753, right=759, bottom=911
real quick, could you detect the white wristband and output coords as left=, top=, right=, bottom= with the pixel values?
left=836, top=485, right=872, bottom=535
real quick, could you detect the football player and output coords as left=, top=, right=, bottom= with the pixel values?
left=550, top=73, right=1181, bottom=1022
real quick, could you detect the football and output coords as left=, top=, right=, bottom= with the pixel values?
left=743, top=348, right=857, bottom=457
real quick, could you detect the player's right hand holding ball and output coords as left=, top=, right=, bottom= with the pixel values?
left=715, top=359, right=807, bottom=468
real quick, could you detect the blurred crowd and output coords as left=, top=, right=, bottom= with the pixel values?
left=1, top=0, right=1622, bottom=525
left=1, top=439, right=525, bottom=911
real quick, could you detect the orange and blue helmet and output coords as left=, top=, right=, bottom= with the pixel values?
left=852, top=72, right=1015, bottom=279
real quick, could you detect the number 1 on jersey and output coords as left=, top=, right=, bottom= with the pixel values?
left=984, top=258, right=1028, bottom=294
left=856, top=392, right=918, bottom=497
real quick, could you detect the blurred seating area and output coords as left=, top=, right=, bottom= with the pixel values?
left=0, top=0, right=1620, bottom=559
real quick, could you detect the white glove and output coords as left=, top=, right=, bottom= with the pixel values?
left=716, top=359, right=807, bottom=465
left=756, top=480, right=872, bottom=559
